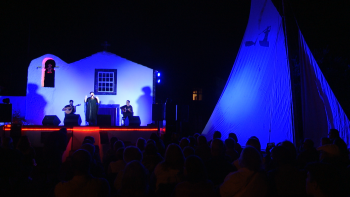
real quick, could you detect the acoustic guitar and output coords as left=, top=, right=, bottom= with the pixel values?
left=63, top=104, right=81, bottom=114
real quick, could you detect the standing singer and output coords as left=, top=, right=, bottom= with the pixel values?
left=84, top=92, right=99, bottom=125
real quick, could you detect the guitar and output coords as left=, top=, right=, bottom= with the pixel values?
left=63, top=104, right=81, bottom=114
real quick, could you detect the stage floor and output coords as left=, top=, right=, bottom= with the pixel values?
left=1, top=125, right=158, bottom=147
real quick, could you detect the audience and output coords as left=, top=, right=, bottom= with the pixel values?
left=296, top=138, right=319, bottom=169
left=114, top=146, right=143, bottom=191
left=54, top=149, right=110, bottom=197
left=174, top=155, right=215, bottom=197
left=267, top=145, right=307, bottom=197
left=225, top=137, right=239, bottom=162
left=137, top=137, right=146, bottom=152
left=183, top=146, right=195, bottom=158
left=306, top=162, right=346, bottom=197
left=195, top=135, right=211, bottom=162
left=153, top=143, right=184, bottom=196
left=179, top=137, right=190, bottom=150
left=206, top=138, right=235, bottom=186
left=220, top=146, right=267, bottom=197
left=229, top=132, right=242, bottom=154
left=142, top=142, right=163, bottom=173
left=1, top=127, right=349, bottom=197
left=119, top=160, right=149, bottom=197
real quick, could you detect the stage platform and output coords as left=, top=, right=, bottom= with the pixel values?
left=1, top=125, right=158, bottom=161
left=1, top=125, right=158, bottom=148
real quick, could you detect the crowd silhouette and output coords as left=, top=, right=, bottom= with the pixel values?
left=0, top=128, right=349, bottom=197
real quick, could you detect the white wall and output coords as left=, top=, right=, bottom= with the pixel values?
left=26, top=52, right=153, bottom=126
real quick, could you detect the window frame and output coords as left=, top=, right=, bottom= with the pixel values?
left=94, top=69, right=117, bottom=95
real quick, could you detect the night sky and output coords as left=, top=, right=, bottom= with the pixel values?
left=1, top=0, right=349, bottom=112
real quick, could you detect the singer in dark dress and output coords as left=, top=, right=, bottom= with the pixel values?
left=84, top=92, right=100, bottom=125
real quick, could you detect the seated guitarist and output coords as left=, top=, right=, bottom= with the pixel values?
left=121, top=100, right=133, bottom=119
left=62, top=100, right=80, bottom=115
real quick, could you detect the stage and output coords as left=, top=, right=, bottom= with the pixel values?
left=1, top=125, right=158, bottom=161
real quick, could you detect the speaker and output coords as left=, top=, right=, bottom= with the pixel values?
left=97, top=115, right=111, bottom=126
left=42, top=115, right=61, bottom=126
left=64, top=114, right=82, bottom=126
left=152, top=104, right=164, bottom=121
left=125, top=116, right=141, bottom=126
left=0, top=104, right=12, bottom=122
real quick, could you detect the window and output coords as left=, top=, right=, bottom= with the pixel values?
left=94, top=69, right=117, bottom=95
left=193, top=88, right=202, bottom=101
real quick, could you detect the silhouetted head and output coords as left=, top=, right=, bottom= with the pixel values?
left=150, top=133, right=160, bottom=142
left=144, top=142, right=158, bottom=156
left=82, top=139, right=92, bottom=145
left=280, top=140, right=297, bottom=162
left=136, top=137, right=146, bottom=151
left=321, top=137, right=332, bottom=146
left=303, top=138, right=315, bottom=150
left=271, top=145, right=293, bottom=166
left=126, top=100, right=130, bottom=106
left=246, top=137, right=261, bottom=151
left=120, top=160, right=149, bottom=196
left=116, top=147, right=124, bottom=160
left=317, top=144, right=340, bottom=161
left=197, top=135, right=208, bottom=146
left=114, top=140, right=125, bottom=151
left=184, top=155, right=207, bottom=183
left=84, top=136, right=95, bottom=144
left=146, top=139, right=156, bottom=146
left=193, top=133, right=200, bottom=139
left=328, top=129, right=340, bottom=141
left=17, top=135, right=31, bottom=150
left=179, top=137, right=190, bottom=150
left=69, top=100, right=73, bottom=105
left=211, top=138, right=225, bottom=156
left=123, top=146, right=142, bottom=163
left=213, top=131, right=221, bottom=139
left=228, top=133, right=238, bottom=142
left=110, top=137, right=118, bottom=149
left=72, top=149, right=91, bottom=175
left=225, top=137, right=236, bottom=150
left=164, top=143, right=184, bottom=170
left=239, top=146, right=262, bottom=172
left=188, top=136, right=196, bottom=147
left=80, top=143, right=95, bottom=157
left=183, top=146, right=195, bottom=158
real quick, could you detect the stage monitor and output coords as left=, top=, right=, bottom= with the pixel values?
left=64, top=114, right=82, bottom=126
left=125, top=116, right=141, bottom=126
left=0, top=104, right=12, bottom=122
left=42, top=115, right=61, bottom=126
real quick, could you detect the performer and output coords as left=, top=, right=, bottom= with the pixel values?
left=62, top=100, right=80, bottom=115
left=120, top=100, right=133, bottom=115
left=84, top=92, right=100, bottom=125
left=121, top=100, right=133, bottom=120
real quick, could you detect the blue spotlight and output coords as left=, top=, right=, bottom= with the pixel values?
left=157, top=79, right=161, bottom=83
left=157, top=72, right=161, bottom=77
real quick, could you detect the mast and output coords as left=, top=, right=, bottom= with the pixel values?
left=281, top=0, right=303, bottom=145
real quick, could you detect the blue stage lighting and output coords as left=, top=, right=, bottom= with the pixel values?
left=157, top=72, right=161, bottom=77
left=157, top=79, right=161, bottom=83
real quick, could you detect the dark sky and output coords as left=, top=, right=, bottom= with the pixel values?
left=1, top=0, right=349, bottom=108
